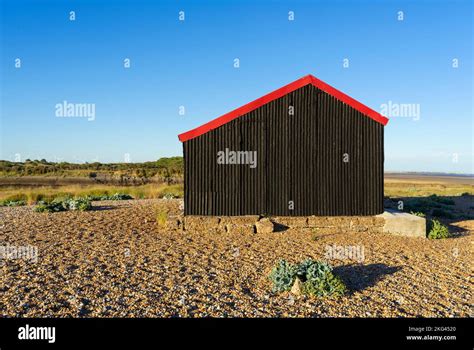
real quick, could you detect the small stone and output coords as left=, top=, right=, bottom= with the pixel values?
left=290, top=278, right=303, bottom=296
left=232, top=247, right=240, bottom=258
left=255, top=218, right=274, bottom=234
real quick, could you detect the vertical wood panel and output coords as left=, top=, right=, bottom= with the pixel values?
left=184, top=85, right=384, bottom=216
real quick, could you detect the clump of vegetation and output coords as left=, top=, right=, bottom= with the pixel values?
left=269, top=259, right=346, bottom=297
left=66, top=198, right=92, bottom=211
left=427, top=219, right=450, bottom=239
left=269, top=260, right=295, bottom=292
left=86, top=193, right=133, bottom=201
left=34, top=200, right=68, bottom=213
left=153, top=200, right=171, bottom=229
left=0, top=199, right=26, bottom=207
left=0, top=193, right=28, bottom=206
left=311, top=228, right=320, bottom=241
left=158, top=184, right=184, bottom=199
left=34, top=197, right=92, bottom=213
left=107, top=193, right=133, bottom=200
left=156, top=210, right=168, bottom=227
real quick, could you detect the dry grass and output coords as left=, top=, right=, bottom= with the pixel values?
left=0, top=183, right=183, bottom=204
left=156, top=210, right=168, bottom=227
left=1, top=175, right=472, bottom=204
left=384, top=177, right=473, bottom=197
left=385, top=182, right=473, bottom=197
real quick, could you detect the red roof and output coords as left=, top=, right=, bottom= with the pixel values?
left=178, top=74, right=389, bottom=142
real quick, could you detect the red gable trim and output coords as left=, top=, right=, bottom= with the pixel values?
left=178, top=74, right=388, bottom=142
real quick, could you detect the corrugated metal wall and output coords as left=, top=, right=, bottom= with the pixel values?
left=183, top=84, right=384, bottom=216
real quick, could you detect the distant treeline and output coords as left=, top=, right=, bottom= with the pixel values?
left=0, top=157, right=184, bottom=183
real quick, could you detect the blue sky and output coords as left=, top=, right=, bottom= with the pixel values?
left=1, top=0, right=472, bottom=173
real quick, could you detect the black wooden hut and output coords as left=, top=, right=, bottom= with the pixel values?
left=178, top=74, right=389, bottom=216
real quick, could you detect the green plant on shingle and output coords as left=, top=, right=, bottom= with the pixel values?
left=66, top=198, right=92, bottom=211
left=34, top=200, right=68, bottom=213
left=0, top=199, right=26, bottom=207
left=156, top=210, right=168, bottom=228
left=310, top=228, right=320, bottom=241
left=34, top=197, right=92, bottom=212
left=157, top=185, right=183, bottom=199
left=85, top=193, right=133, bottom=201
left=301, top=268, right=347, bottom=297
left=268, top=259, right=296, bottom=292
left=293, top=258, right=326, bottom=279
left=427, top=219, right=450, bottom=239
left=268, top=259, right=347, bottom=297
left=297, top=259, right=347, bottom=297
left=106, top=193, right=133, bottom=200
